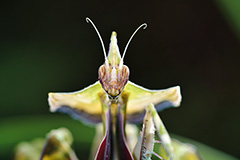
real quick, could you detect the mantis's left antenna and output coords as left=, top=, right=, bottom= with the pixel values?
left=122, top=23, right=147, bottom=61
left=119, top=23, right=147, bottom=69
left=86, top=17, right=107, bottom=61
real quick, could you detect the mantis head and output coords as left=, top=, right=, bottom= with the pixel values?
left=86, top=18, right=147, bottom=99
left=98, top=32, right=130, bottom=99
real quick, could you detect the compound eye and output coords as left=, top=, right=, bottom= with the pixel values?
left=120, top=65, right=130, bottom=82
left=98, top=65, right=106, bottom=80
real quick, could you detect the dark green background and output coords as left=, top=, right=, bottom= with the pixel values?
left=0, top=0, right=240, bottom=159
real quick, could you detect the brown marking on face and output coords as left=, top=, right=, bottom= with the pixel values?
left=98, top=64, right=129, bottom=99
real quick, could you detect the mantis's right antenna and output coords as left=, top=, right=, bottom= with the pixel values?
left=86, top=17, right=107, bottom=61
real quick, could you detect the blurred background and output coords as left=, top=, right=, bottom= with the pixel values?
left=0, top=0, right=240, bottom=159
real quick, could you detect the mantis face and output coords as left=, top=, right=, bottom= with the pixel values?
left=98, top=32, right=130, bottom=99
left=84, top=18, right=146, bottom=100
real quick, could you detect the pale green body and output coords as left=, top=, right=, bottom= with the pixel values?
left=47, top=31, right=202, bottom=160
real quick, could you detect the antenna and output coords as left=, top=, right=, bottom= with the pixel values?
left=86, top=17, right=107, bottom=61
left=122, top=23, right=147, bottom=61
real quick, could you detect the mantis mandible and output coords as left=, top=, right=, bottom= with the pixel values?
left=47, top=17, right=185, bottom=160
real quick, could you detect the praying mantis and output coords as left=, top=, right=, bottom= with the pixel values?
left=47, top=18, right=202, bottom=160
